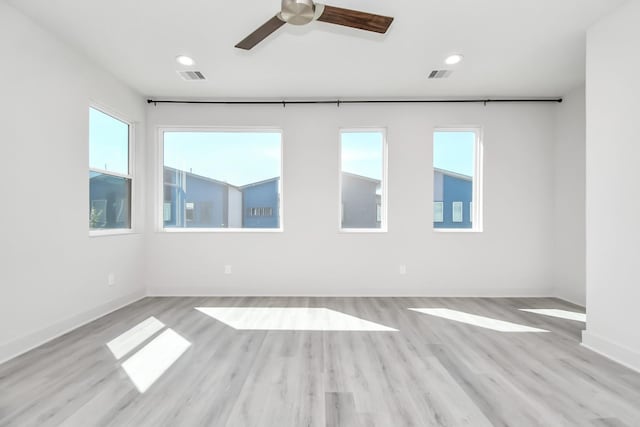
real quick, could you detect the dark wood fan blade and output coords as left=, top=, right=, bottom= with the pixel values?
left=317, top=5, right=393, bottom=34
left=235, top=15, right=286, bottom=50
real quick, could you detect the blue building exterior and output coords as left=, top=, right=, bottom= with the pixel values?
left=434, top=168, right=473, bottom=229
left=163, top=167, right=239, bottom=228
left=241, top=178, right=280, bottom=228
left=163, top=166, right=279, bottom=229
left=161, top=166, right=470, bottom=230
left=90, top=172, right=131, bottom=229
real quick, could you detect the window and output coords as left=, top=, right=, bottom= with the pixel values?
left=185, top=202, right=195, bottom=222
left=452, top=201, right=463, bottom=222
left=162, top=130, right=282, bottom=230
left=433, top=201, right=444, bottom=223
left=247, top=207, right=273, bottom=217
left=433, top=129, right=481, bottom=230
left=340, top=130, right=387, bottom=231
left=89, top=107, right=132, bottom=231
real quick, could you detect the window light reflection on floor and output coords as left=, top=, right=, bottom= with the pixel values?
left=519, top=309, right=586, bottom=322
left=195, top=307, right=398, bottom=331
left=409, top=308, right=549, bottom=332
left=121, top=329, right=191, bottom=393
left=106, top=316, right=165, bottom=360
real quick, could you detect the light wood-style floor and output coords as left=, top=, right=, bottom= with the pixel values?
left=1, top=297, right=639, bottom=426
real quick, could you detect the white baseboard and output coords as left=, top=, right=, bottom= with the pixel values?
left=582, top=330, right=640, bottom=373
left=555, top=296, right=586, bottom=308
left=0, top=290, right=146, bottom=365
left=147, top=289, right=553, bottom=298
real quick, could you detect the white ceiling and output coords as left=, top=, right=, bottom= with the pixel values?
left=8, top=0, right=625, bottom=99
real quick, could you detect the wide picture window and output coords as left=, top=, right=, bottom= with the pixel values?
left=89, top=107, right=132, bottom=231
left=162, top=130, right=282, bottom=230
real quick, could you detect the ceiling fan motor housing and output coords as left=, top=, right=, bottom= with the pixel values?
left=280, top=0, right=316, bottom=25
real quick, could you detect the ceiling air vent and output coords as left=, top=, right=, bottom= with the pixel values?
left=178, top=70, right=206, bottom=81
left=428, top=69, right=453, bottom=79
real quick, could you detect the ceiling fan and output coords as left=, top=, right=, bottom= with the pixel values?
left=235, top=0, right=394, bottom=50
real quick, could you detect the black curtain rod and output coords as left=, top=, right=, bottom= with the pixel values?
left=147, top=98, right=562, bottom=106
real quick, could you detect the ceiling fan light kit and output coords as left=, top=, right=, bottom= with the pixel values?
left=235, top=0, right=394, bottom=50
left=279, top=0, right=317, bottom=25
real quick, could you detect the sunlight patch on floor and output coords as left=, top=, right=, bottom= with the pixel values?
left=107, top=316, right=165, bottom=360
left=409, top=308, right=549, bottom=332
left=121, top=329, right=191, bottom=393
left=195, top=307, right=398, bottom=331
left=519, top=309, right=586, bottom=322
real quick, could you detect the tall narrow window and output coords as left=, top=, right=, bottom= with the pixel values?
left=433, top=130, right=481, bottom=230
left=162, top=130, right=282, bottom=230
left=89, top=107, right=132, bottom=231
left=340, top=130, right=386, bottom=231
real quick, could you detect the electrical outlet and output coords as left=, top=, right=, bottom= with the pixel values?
left=399, top=265, right=407, bottom=275
left=108, top=273, right=116, bottom=286
left=224, top=265, right=232, bottom=275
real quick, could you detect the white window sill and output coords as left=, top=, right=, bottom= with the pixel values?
left=160, top=228, right=283, bottom=233
left=433, top=228, right=482, bottom=233
left=339, top=228, right=388, bottom=234
left=89, top=229, right=137, bottom=237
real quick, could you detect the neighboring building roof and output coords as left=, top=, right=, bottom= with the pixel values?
left=342, top=171, right=381, bottom=184
left=164, top=166, right=240, bottom=189
left=90, top=171, right=126, bottom=184
left=434, top=167, right=472, bottom=181
left=165, top=166, right=281, bottom=190
left=239, top=177, right=280, bottom=189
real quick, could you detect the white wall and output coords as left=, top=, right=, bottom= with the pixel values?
left=583, top=0, right=640, bottom=371
left=553, top=86, right=586, bottom=306
left=0, top=2, right=146, bottom=363
left=145, top=102, right=556, bottom=296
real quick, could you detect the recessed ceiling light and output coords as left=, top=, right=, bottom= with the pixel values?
left=176, top=55, right=195, bottom=66
left=444, top=54, right=464, bottom=65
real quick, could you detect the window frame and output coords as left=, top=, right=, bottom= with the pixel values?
left=338, top=128, right=388, bottom=233
left=432, top=127, right=483, bottom=233
left=157, top=127, right=284, bottom=233
left=89, top=104, right=135, bottom=237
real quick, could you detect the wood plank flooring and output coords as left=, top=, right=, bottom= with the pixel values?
left=1, top=297, right=639, bottom=426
